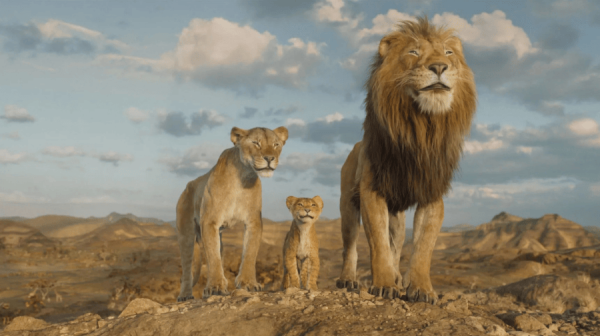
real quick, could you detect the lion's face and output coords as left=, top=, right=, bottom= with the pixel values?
left=378, top=30, right=469, bottom=114
left=230, top=126, right=288, bottom=178
left=286, top=196, right=324, bottom=224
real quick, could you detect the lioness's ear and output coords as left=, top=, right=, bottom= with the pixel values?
left=230, top=127, right=248, bottom=145
left=286, top=196, right=297, bottom=210
left=312, top=196, right=323, bottom=209
left=273, top=126, right=288, bottom=144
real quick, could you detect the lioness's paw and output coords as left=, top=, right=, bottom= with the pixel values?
left=405, top=283, right=438, bottom=304
left=203, top=287, right=229, bottom=298
left=235, top=275, right=263, bottom=292
left=336, top=279, right=358, bottom=290
left=368, top=286, right=400, bottom=299
left=177, top=295, right=195, bottom=302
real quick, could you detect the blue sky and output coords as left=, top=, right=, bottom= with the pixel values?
left=1, top=0, right=600, bottom=227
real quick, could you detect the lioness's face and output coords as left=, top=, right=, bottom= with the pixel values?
left=230, top=126, right=288, bottom=178
left=379, top=32, right=468, bottom=114
left=286, top=196, right=324, bottom=224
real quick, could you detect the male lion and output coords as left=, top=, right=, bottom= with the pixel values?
left=336, top=17, right=477, bottom=303
left=176, top=126, right=288, bottom=301
left=282, top=196, right=323, bottom=291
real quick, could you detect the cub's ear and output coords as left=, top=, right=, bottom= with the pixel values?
left=230, top=127, right=248, bottom=145
left=312, top=195, right=323, bottom=209
left=286, top=196, right=297, bottom=210
left=273, top=126, right=289, bottom=144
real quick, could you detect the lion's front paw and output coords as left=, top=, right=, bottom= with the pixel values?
left=336, top=278, right=358, bottom=290
left=203, top=277, right=229, bottom=298
left=404, top=273, right=438, bottom=304
left=177, top=295, right=195, bottom=302
left=235, top=274, right=263, bottom=292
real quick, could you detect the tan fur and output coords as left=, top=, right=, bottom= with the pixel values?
left=176, top=126, right=288, bottom=301
left=282, top=196, right=323, bottom=291
left=337, top=17, right=477, bottom=303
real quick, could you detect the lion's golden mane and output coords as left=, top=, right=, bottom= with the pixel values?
left=362, top=18, right=477, bottom=213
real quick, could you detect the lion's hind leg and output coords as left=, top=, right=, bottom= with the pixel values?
left=177, top=183, right=197, bottom=302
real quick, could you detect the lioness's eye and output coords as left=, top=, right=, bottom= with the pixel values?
left=445, top=50, right=453, bottom=55
left=274, top=143, right=279, bottom=148
left=312, top=204, right=316, bottom=207
left=252, top=141, right=260, bottom=147
left=408, top=50, right=419, bottom=56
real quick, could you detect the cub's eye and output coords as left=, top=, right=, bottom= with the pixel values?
left=408, top=50, right=419, bottom=56
left=312, top=204, right=316, bottom=207
left=445, top=50, right=453, bottom=55
left=298, top=203, right=303, bottom=207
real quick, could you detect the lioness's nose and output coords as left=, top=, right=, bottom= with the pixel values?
left=264, top=156, right=275, bottom=163
left=428, top=62, right=448, bottom=76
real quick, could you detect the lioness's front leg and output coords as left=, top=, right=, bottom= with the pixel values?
left=360, top=161, right=400, bottom=299
left=404, top=198, right=443, bottom=304
left=235, top=214, right=263, bottom=291
left=201, top=218, right=229, bottom=298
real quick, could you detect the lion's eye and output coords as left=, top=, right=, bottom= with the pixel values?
left=445, top=50, right=453, bottom=55
left=408, top=50, right=419, bottom=56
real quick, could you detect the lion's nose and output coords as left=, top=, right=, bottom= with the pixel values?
left=264, top=156, right=275, bottom=163
left=428, top=62, right=448, bottom=76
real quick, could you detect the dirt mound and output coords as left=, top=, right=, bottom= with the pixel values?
left=435, top=213, right=599, bottom=252
left=0, top=220, right=56, bottom=250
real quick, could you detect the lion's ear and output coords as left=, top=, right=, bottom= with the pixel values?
left=378, top=34, right=397, bottom=58
left=312, top=196, right=323, bottom=209
left=286, top=196, right=297, bottom=210
left=230, top=127, right=248, bottom=145
left=273, top=126, right=289, bottom=144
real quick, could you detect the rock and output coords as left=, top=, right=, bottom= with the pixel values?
left=439, top=290, right=463, bottom=304
left=285, top=287, right=300, bottom=295
left=487, top=324, right=508, bottom=335
left=466, top=316, right=485, bottom=332
left=206, top=296, right=221, bottom=303
left=5, top=316, right=49, bottom=331
left=119, top=298, right=164, bottom=318
left=303, top=305, right=315, bottom=314
left=359, top=290, right=374, bottom=300
left=246, top=296, right=260, bottom=304
left=498, top=313, right=546, bottom=332
left=59, top=314, right=100, bottom=336
left=231, top=289, right=251, bottom=297
left=534, top=313, right=552, bottom=326
left=442, top=297, right=471, bottom=315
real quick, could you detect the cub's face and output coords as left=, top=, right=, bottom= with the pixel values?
left=230, top=126, right=288, bottom=178
left=286, top=196, right=324, bottom=224
left=378, top=32, right=470, bottom=114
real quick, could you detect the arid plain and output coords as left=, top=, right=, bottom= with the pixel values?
left=1, top=211, right=599, bottom=335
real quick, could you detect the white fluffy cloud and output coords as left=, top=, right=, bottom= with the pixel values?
left=463, top=139, right=505, bottom=155
left=101, top=18, right=323, bottom=94
left=42, top=146, right=86, bottom=157
left=95, top=151, right=133, bottom=166
left=1, top=105, right=35, bottom=123
left=160, top=143, right=226, bottom=176
left=432, top=10, right=536, bottom=58
left=0, top=19, right=127, bottom=55
left=157, top=109, right=228, bottom=137
left=568, top=118, right=599, bottom=136
left=313, top=0, right=361, bottom=31
left=0, top=191, right=49, bottom=204
left=0, top=149, right=29, bottom=164
left=124, top=107, right=150, bottom=123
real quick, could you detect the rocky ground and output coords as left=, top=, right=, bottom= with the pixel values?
left=3, top=284, right=600, bottom=336
left=1, top=212, right=599, bottom=335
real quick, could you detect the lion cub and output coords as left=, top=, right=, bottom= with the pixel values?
left=282, top=196, right=323, bottom=290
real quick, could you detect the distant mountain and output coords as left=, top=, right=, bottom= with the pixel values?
left=71, top=218, right=176, bottom=244
left=0, top=219, right=57, bottom=250
left=441, top=223, right=474, bottom=233
left=435, top=212, right=599, bottom=252
left=0, top=216, right=28, bottom=222
left=584, top=226, right=600, bottom=240
left=104, top=212, right=172, bottom=225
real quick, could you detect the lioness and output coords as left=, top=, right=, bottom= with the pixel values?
left=176, top=126, right=288, bottom=301
left=337, top=17, right=477, bottom=303
left=282, top=196, right=323, bottom=291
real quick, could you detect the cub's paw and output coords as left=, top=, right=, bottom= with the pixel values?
left=336, top=279, right=358, bottom=290
left=235, top=275, right=263, bottom=292
left=177, top=295, right=195, bottom=302
left=405, top=282, right=438, bottom=304
left=368, top=286, right=400, bottom=299
left=203, top=277, right=229, bottom=298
